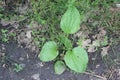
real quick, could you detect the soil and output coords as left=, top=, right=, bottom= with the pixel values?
left=0, top=1, right=120, bottom=80
left=0, top=42, right=120, bottom=80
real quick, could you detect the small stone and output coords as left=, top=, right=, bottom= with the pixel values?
left=31, top=73, right=40, bottom=80
left=96, top=64, right=100, bottom=68
left=19, top=57, right=24, bottom=61
left=116, top=4, right=120, bottom=8
left=38, top=62, right=44, bottom=67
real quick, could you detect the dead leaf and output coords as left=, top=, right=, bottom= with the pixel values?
left=92, top=40, right=100, bottom=47
left=101, top=46, right=110, bottom=57
left=1, top=19, right=15, bottom=26
left=75, top=31, right=84, bottom=39
left=88, top=45, right=97, bottom=52
left=99, top=28, right=106, bottom=35
left=82, top=39, right=91, bottom=48
left=26, top=31, right=32, bottom=38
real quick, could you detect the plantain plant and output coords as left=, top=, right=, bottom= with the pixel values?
left=38, top=0, right=88, bottom=75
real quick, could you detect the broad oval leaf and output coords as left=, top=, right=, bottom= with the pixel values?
left=60, top=6, right=81, bottom=34
left=54, top=61, right=66, bottom=75
left=39, top=41, right=58, bottom=62
left=64, top=47, right=88, bottom=73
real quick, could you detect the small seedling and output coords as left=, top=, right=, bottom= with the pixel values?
left=13, top=63, right=24, bottom=72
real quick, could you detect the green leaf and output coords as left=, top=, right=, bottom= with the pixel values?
left=68, top=0, right=76, bottom=6
left=59, top=35, right=72, bottom=50
left=39, top=41, right=58, bottom=62
left=54, top=61, right=66, bottom=75
left=60, top=6, right=81, bottom=34
left=64, top=47, right=88, bottom=73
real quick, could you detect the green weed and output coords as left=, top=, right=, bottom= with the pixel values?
left=39, top=1, right=88, bottom=74
left=13, top=63, right=24, bottom=72
left=1, top=29, right=9, bottom=42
